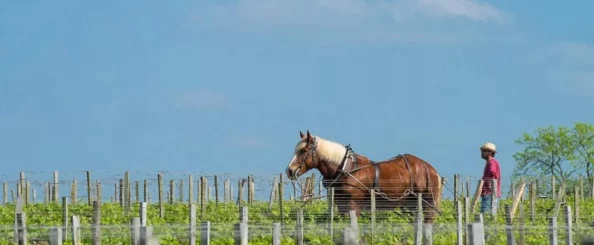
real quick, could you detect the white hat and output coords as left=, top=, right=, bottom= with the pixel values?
left=480, top=142, right=497, bottom=152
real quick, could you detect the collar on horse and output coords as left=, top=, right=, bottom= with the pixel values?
left=322, top=144, right=370, bottom=189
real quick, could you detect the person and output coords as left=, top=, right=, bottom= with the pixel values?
left=479, top=142, right=501, bottom=214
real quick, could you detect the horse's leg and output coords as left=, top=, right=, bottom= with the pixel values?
left=423, top=176, right=442, bottom=224
left=348, top=199, right=361, bottom=216
left=423, top=201, right=436, bottom=224
left=335, top=195, right=349, bottom=215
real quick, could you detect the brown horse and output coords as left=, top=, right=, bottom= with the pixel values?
left=285, top=130, right=443, bottom=224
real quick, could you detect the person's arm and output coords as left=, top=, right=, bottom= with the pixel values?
left=495, top=163, right=501, bottom=198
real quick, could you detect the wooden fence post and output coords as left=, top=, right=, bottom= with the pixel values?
left=343, top=227, right=358, bottom=245
left=158, top=174, right=164, bottom=218
left=140, top=202, right=147, bottom=226
left=214, top=175, right=219, bottom=206
left=71, top=215, right=81, bottom=245
left=86, top=171, right=92, bottom=205
left=15, top=212, right=27, bottom=245
left=468, top=222, right=485, bottom=245
left=505, top=205, right=515, bottom=245
left=200, top=221, right=210, bottom=245
left=169, top=179, right=174, bottom=204
left=370, top=189, right=376, bottom=244
left=92, top=200, right=101, bottom=245
left=62, top=197, right=68, bottom=241
left=327, top=187, right=334, bottom=238
left=189, top=175, right=194, bottom=205
left=472, top=180, right=484, bottom=213
left=565, top=205, right=573, bottom=245
left=457, top=199, right=463, bottom=245
left=240, top=206, right=248, bottom=223
left=224, top=179, right=230, bottom=203
left=53, top=171, right=59, bottom=204
left=491, top=179, right=498, bottom=217
left=96, top=181, right=102, bottom=203
left=272, top=223, right=281, bottom=245
left=269, top=177, right=278, bottom=211
left=454, top=174, right=459, bottom=203
left=131, top=217, right=140, bottom=245
left=296, top=209, right=304, bottom=245
left=465, top=197, right=470, bottom=245
left=144, top=179, right=148, bottom=203
left=202, top=177, right=208, bottom=217
left=3, top=182, right=7, bottom=204
left=124, top=171, right=130, bottom=214
left=189, top=203, right=196, bottom=245
left=549, top=217, right=558, bottom=245
left=140, top=226, right=154, bottom=245
left=348, top=210, right=359, bottom=244
left=49, top=227, right=62, bottom=245
left=135, top=180, right=140, bottom=203
left=414, top=193, right=423, bottom=245
left=530, top=182, right=536, bottom=222
left=235, top=223, right=248, bottom=245
left=519, top=193, right=525, bottom=245
left=574, top=186, right=580, bottom=224
left=71, top=180, right=77, bottom=205
left=179, top=179, right=184, bottom=203
left=551, top=175, right=557, bottom=199
left=474, top=213, right=485, bottom=245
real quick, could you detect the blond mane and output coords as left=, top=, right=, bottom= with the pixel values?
left=294, top=136, right=348, bottom=167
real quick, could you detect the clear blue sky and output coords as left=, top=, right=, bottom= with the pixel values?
left=1, top=0, right=593, bottom=199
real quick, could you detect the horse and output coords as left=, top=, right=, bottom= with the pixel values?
left=285, top=130, right=443, bottom=224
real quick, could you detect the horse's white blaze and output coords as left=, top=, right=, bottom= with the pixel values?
left=287, top=154, right=297, bottom=168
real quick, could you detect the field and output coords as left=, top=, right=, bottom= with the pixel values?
left=1, top=195, right=594, bottom=244
left=2, top=172, right=594, bottom=244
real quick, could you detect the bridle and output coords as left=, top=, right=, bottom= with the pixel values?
left=292, top=138, right=318, bottom=179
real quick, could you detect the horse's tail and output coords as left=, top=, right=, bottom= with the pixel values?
left=435, top=173, right=443, bottom=212
left=422, top=158, right=442, bottom=213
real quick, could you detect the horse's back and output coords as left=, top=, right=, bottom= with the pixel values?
left=376, top=153, right=441, bottom=195
left=378, top=153, right=438, bottom=172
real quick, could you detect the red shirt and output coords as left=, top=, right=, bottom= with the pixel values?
left=481, top=158, right=501, bottom=197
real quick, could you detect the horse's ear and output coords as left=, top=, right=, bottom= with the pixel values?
left=306, top=130, right=312, bottom=141
left=299, top=131, right=305, bottom=139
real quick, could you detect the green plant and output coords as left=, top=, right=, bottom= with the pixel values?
left=0, top=197, right=590, bottom=245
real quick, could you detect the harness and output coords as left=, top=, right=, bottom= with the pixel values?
left=318, top=143, right=440, bottom=214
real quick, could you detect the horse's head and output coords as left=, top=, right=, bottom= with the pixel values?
left=285, top=130, right=319, bottom=180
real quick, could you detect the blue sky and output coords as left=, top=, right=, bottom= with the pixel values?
left=1, top=0, right=593, bottom=199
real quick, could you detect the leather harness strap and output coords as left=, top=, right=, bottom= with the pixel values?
left=326, top=148, right=429, bottom=199
left=323, top=145, right=356, bottom=188
left=371, top=154, right=418, bottom=194
left=401, top=155, right=414, bottom=191
left=398, top=154, right=430, bottom=193
left=372, top=161, right=380, bottom=190
left=322, top=147, right=441, bottom=214
left=422, top=159, right=430, bottom=189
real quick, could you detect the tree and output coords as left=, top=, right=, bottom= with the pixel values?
left=573, top=122, right=594, bottom=179
left=512, top=125, right=578, bottom=182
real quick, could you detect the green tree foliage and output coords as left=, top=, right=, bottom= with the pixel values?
left=574, top=122, right=594, bottom=178
left=512, top=122, right=594, bottom=184
left=512, top=125, right=578, bottom=182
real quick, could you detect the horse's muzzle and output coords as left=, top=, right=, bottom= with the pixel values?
left=285, top=168, right=297, bottom=180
